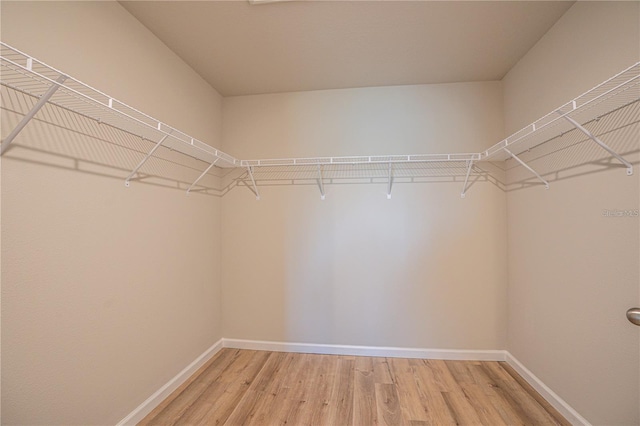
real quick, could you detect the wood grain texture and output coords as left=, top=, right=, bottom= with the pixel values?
left=139, top=349, right=571, bottom=426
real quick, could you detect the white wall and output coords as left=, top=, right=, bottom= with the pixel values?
left=503, top=2, right=640, bottom=424
left=221, top=82, right=508, bottom=350
left=1, top=2, right=224, bottom=424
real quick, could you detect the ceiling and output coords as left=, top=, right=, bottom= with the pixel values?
left=120, top=1, right=574, bottom=97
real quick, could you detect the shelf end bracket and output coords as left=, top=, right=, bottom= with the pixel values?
left=1, top=74, right=67, bottom=155
left=560, top=113, right=633, bottom=176
left=247, top=166, right=260, bottom=200
left=317, top=164, right=325, bottom=200
left=461, top=159, right=474, bottom=198
left=125, top=133, right=170, bottom=187
left=504, top=148, right=549, bottom=189
left=186, top=158, right=219, bottom=195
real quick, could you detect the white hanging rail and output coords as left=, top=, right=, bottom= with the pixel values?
left=240, top=153, right=482, bottom=168
left=0, top=42, right=240, bottom=169
left=1, top=41, right=637, bottom=199
left=483, top=62, right=640, bottom=162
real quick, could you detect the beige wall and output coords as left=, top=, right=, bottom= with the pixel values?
left=503, top=2, right=640, bottom=424
left=1, top=2, right=224, bottom=424
left=221, top=82, right=508, bottom=349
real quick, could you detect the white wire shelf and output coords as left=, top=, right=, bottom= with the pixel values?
left=240, top=153, right=481, bottom=167
left=483, top=62, right=640, bottom=162
left=1, top=40, right=638, bottom=197
left=0, top=42, right=240, bottom=168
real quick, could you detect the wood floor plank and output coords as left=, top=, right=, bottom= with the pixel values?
left=408, top=359, right=458, bottom=426
left=444, top=360, right=475, bottom=385
left=328, top=357, right=355, bottom=426
left=243, top=352, right=299, bottom=426
left=375, top=383, right=405, bottom=426
left=373, top=357, right=394, bottom=384
left=459, top=382, right=510, bottom=426
left=307, top=355, right=336, bottom=426
left=139, top=350, right=571, bottom=426
left=441, top=390, right=483, bottom=425
left=195, top=351, right=272, bottom=425
left=224, top=351, right=287, bottom=425
left=353, top=356, right=376, bottom=426
left=388, top=358, right=429, bottom=422
left=175, top=350, right=265, bottom=425
left=139, top=348, right=241, bottom=426
left=481, top=362, right=560, bottom=426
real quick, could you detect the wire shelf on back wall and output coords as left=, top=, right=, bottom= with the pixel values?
left=1, top=39, right=638, bottom=199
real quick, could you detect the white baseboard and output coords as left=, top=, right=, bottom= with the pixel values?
left=116, top=338, right=224, bottom=426
left=505, top=352, right=591, bottom=426
left=116, top=338, right=589, bottom=426
left=222, top=338, right=507, bottom=361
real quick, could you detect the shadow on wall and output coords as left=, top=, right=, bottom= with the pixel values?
left=1, top=86, right=227, bottom=196
left=505, top=100, right=640, bottom=191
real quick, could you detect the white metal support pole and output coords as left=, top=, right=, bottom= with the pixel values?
left=247, top=166, right=260, bottom=200
left=317, top=164, right=325, bottom=200
left=461, top=159, right=474, bottom=198
left=125, top=134, right=170, bottom=187
left=186, top=158, right=219, bottom=195
left=1, top=74, right=67, bottom=155
left=561, top=114, right=633, bottom=175
left=387, top=162, right=393, bottom=199
left=504, top=148, right=549, bottom=189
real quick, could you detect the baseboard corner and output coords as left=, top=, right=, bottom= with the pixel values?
left=504, top=351, right=591, bottom=426
left=116, top=338, right=224, bottom=426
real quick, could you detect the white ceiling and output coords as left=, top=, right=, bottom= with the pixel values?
left=120, top=0, right=574, bottom=97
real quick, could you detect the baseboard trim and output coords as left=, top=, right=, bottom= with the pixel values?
left=116, top=338, right=224, bottom=426
left=116, top=339, right=590, bottom=426
left=222, top=338, right=507, bottom=361
left=505, top=352, right=591, bottom=426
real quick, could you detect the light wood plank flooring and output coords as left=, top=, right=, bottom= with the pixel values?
left=139, top=348, right=570, bottom=426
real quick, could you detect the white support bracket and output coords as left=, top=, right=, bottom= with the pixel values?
left=186, top=158, right=219, bottom=195
left=246, top=166, right=260, bottom=200
left=504, top=148, right=549, bottom=189
left=387, top=162, right=393, bottom=199
left=317, top=164, right=325, bottom=200
left=461, top=159, right=474, bottom=198
left=1, top=74, right=68, bottom=155
left=125, top=133, right=170, bottom=187
left=560, top=113, right=633, bottom=176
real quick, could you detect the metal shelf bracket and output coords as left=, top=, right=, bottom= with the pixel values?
left=560, top=113, right=633, bottom=176
left=1, top=74, right=67, bottom=155
left=247, top=166, right=260, bottom=200
left=317, top=165, right=325, bottom=200
left=461, top=159, right=474, bottom=198
left=504, top=148, right=549, bottom=189
left=186, top=158, right=219, bottom=195
left=387, top=162, right=393, bottom=199
left=125, top=133, right=170, bottom=187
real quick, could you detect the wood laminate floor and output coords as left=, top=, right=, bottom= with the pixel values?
left=139, top=348, right=570, bottom=426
